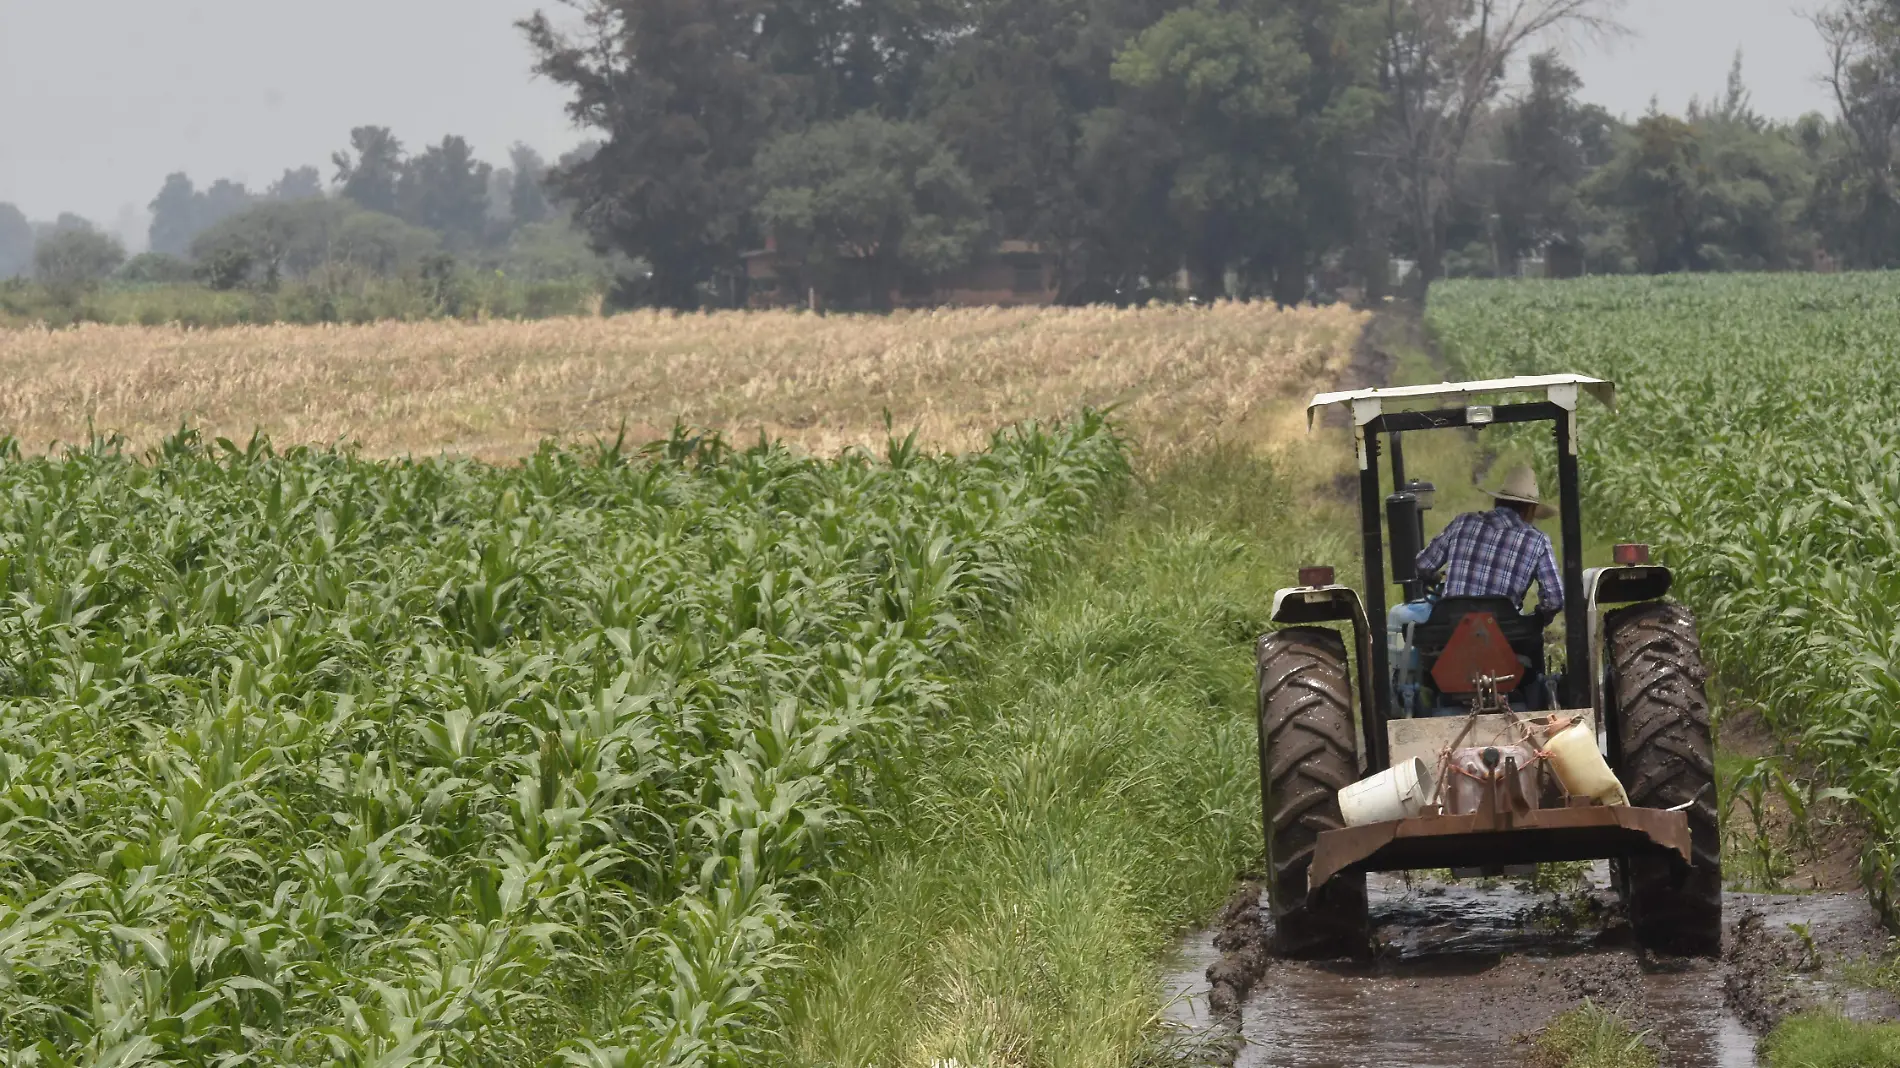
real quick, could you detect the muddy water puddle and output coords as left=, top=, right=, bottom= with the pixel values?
left=1173, top=867, right=1892, bottom=1068
left=1236, top=872, right=1755, bottom=1067
left=1238, top=956, right=1755, bottom=1068
left=1162, top=929, right=1223, bottom=1034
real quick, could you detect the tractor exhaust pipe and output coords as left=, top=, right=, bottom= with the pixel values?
left=1387, top=491, right=1423, bottom=600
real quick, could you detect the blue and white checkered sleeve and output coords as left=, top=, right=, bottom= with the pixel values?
left=1534, top=532, right=1564, bottom=613
left=1416, top=514, right=1458, bottom=577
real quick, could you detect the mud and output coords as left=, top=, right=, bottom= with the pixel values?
left=1317, top=299, right=1415, bottom=434
left=1160, top=928, right=1231, bottom=1063
left=1720, top=707, right=1869, bottom=894
left=1164, top=866, right=1898, bottom=1067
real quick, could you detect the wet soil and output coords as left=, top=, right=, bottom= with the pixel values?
left=1719, top=706, right=1868, bottom=894
left=1316, top=299, right=1414, bottom=437
left=1162, top=866, right=1899, bottom=1067
left=1344, top=300, right=1426, bottom=393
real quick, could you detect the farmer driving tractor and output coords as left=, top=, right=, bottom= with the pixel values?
left=1415, top=464, right=1564, bottom=628
left=1257, top=377, right=1720, bottom=959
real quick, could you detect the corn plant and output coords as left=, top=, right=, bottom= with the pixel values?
left=0, top=415, right=1128, bottom=1065
left=1431, top=274, right=1900, bottom=917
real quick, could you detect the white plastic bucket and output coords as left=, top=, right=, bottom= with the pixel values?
left=1338, top=757, right=1435, bottom=827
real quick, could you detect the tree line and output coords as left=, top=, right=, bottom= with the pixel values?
left=12, top=0, right=1900, bottom=318
left=516, top=0, right=1900, bottom=308
left=0, top=131, right=612, bottom=316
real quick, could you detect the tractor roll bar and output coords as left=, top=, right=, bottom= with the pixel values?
left=1358, top=432, right=1391, bottom=770
left=1355, top=400, right=1590, bottom=768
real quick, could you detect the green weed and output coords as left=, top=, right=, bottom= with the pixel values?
left=1763, top=1011, right=1900, bottom=1067
left=784, top=448, right=1351, bottom=1067
left=1528, top=1001, right=1657, bottom=1068
left=1518, top=861, right=1594, bottom=895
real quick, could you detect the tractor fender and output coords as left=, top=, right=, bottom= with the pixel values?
left=1582, top=564, right=1675, bottom=732
left=1271, top=583, right=1367, bottom=627
left=1271, top=584, right=1378, bottom=772
left=1584, top=564, right=1673, bottom=608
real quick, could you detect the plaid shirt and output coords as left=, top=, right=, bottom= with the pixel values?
left=1415, top=506, right=1564, bottom=614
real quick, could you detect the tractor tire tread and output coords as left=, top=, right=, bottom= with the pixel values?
left=1258, top=626, right=1368, bottom=958
left=1607, top=602, right=1722, bottom=957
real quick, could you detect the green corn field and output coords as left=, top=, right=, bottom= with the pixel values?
left=1429, top=273, right=1900, bottom=916
left=0, top=418, right=1127, bottom=1065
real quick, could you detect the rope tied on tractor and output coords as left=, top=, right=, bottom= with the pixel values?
left=1423, top=676, right=1583, bottom=819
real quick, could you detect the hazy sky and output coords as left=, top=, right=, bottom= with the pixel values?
left=0, top=0, right=1843, bottom=246
left=1559, top=0, right=1834, bottom=122
left=0, top=1, right=584, bottom=243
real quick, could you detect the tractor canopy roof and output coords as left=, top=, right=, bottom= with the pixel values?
left=1306, top=374, right=1616, bottom=431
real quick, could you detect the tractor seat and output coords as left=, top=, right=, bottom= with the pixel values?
left=1412, top=596, right=1546, bottom=697
left=1413, top=597, right=1545, bottom=655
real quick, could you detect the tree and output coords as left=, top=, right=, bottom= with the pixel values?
left=1579, top=58, right=1816, bottom=275
left=268, top=166, right=326, bottom=201
left=508, top=144, right=553, bottom=227
left=333, top=126, right=406, bottom=216
left=191, top=199, right=348, bottom=289
left=556, top=140, right=602, bottom=172
left=333, top=211, right=442, bottom=275
left=521, top=0, right=789, bottom=307
left=1072, top=106, right=1192, bottom=299
left=186, top=199, right=444, bottom=288
left=1374, top=0, right=1623, bottom=290
left=502, top=221, right=616, bottom=283
left=1815, top=0, right=1900, bottom=265
left=1696, top=51, right=1764, bottom=132
left=1112, top=3, right=1307, bottom=299
left=754, top=115, right=987, bottom=308
left=148, top=173, right=201, bottom=257
left=118, top=251, right=196, bottom=284
left=1110, top=0, right=1381, bottom=303
left=915, top=0, right=1178, bottom=301
left=1686, top=57, right=1814, bottom=271
left=399, top=135, right=493, bottom=250
left=147, top=174, right=256, bottom=257
left=757, top=0, right=954, bottom=121
left=1494, top=52, right=1620, bottom=274
left=0, top=202, right=32, bottom=278
left=1693, top=125, right=1812, bottom=271
left=202, top=180, right=253, bottom=228
left=1587, top=114, right=1708, bottom=273
left=34, top=226, right=125, bottom=300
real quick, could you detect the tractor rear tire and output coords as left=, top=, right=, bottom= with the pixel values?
left=1606, top=602, right=1723, bottom=957
left=1257, top=626, right=1368, bottom=958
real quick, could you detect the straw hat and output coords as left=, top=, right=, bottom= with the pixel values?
left=1483, top=465, right=1556, bottom=519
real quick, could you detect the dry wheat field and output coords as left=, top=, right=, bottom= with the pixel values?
left=0, top=302, right=1364, bottom=462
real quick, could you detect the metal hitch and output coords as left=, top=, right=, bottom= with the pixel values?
left=1308, top=804, right=1692, bottom=894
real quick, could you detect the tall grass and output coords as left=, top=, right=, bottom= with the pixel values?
left=0, top=418, right=1124, bottom=1065
left=1527, top=1002, right=1657, bottom=1068
left=1763, top=1012, right=1900, bottom=1067
left=786, top=449, right=1354, bottom=1066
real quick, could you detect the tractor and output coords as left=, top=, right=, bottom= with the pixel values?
left=1257, top=375, right=1721, bottom=958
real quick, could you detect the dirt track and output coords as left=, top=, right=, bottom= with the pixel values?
left=1163, top=866, right=1896, bottom=1066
